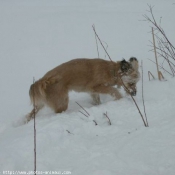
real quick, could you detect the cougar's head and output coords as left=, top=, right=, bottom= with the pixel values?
left=121, top=57, right=140, bottom=96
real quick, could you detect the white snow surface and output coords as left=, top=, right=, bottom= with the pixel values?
left=0, top=0, right=175, bottom=174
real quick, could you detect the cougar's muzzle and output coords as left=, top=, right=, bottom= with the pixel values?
left=126, top=82, right=137, bottom=96
left=130, top=90, right=137, bottom=96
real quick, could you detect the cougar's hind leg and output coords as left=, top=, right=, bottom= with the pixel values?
left=90, top=93, right=101, bottom=105
left=54, top=94, right=69, bottom=113
left=46, top=83, right=69, bottom=113
left=47, top=93, right=69, bottom=113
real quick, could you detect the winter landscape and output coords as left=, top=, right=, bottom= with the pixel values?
left=0, top=0, right=175, bottom=175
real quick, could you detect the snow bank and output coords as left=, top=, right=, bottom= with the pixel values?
left=0, top=0, right=175, bottom=174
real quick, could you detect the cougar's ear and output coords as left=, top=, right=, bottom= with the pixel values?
left=121, top=59, right=131, bottom=72
left=121, top=59, right=127, bottom=63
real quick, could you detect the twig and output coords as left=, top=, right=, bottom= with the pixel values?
left=152, top=27, right=161, bottom=80
left=76, top=102, right=90, bottom=116
left=103, top=112, right=111, bottom=125
left=147, top=58, right=172, bottom=76
left=93, top=120, right=98, bottom=126
left=76, top=102, right=98, bottom=125
left=148, top=71, right=155, bottom=81
left=156, top=41, right=175, bottom=76
left=143, top=5, right=175, bottom=50
left=93, top=24, right=100, bottom=58
left=143, top=5, right=175, bottom=76
left=33, top=77, right=36, bottom=174
left=66, top=130, right=74, bottom=135
left=141, top=61, right=149, bottom=127
left=102, top=40, right=108, bottom=59
left=119, top=76, right=148, bottom=127
left=92, top=24, right=113, bottom=62
left=79, top=110, right=89, bottom=118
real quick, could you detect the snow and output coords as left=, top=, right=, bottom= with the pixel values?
left=0, top=0, right=175, bottom=174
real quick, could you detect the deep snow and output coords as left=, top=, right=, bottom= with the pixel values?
left=0, top=0, right=175, bottom=175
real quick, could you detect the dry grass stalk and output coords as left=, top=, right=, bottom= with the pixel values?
left=76, top=102, right=98, bottom=125
left=143, top=5, right=175, bottom=77
left=76, top=102, right=90, bottom=116
left=159, top=71, right=164, bottom=79
left=148, top=71, right=155, bottom=81
left=148, top=58, right=172, bottom=76
left=79, top=110, right=89, bottom=118
left=143, top=5, right=175, bottom=51
left=93, top=24, right=109, bottom=59
left=103, top=112, right=111, bottom=125
left=93, top=24, right=100, bottom=58
left=92, top=24, right=113, bottom=62
left=119, top=76, right=148, bottom=127
left=102, top=41, right=108, bottom=59
left=141, top=61, right=149, bottom=127
left=93, top=120, right=98, bottom=126
left=66, top=130, right=74, bottom=135
left=152, top=27, right=162, bottom=80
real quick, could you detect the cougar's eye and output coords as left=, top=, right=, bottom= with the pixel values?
left=122, top=66, right=128, bottom=71
left=122, top=65, right=127, bottom=70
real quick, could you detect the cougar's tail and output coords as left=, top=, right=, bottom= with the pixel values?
left=29, top=77, right=58, bottom=105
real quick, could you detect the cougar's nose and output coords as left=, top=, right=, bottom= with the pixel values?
left=131, top=91, right=136, bottom=96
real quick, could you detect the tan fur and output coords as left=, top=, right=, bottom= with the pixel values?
left=26, top=58, right=139, bottom=122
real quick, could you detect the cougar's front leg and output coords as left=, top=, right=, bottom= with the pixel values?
left=93, top=85, right=123, bottom=100
left=90, top=93, right=101, bottom=105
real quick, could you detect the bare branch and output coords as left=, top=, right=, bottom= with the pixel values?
left=143, top=5, right=175, bottom=50
left=147, top=58, right=172, bottom=76
left=143, top=5, right=175, bottom=76
left=152, top=27, right=160, bottom=80
left=93, top=24, right=100, bottom=58
left=79, top=110, right=89, bottom=118
left=66, top=130, right=74, bottom=135
left=93, top=120, right=98, bottom=126
left=119, top=77, right=148, bottom=127
left=103, top=112, right=111, bottom=125
left=76, top=102, right=90, bottom=116
left=141, top=61, right=149, bottom=127
left=76, top=102, right=98, bottom=126
left=102, top=40, right=109, bottom=59
left=92, top=24, right=113, bottom=62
